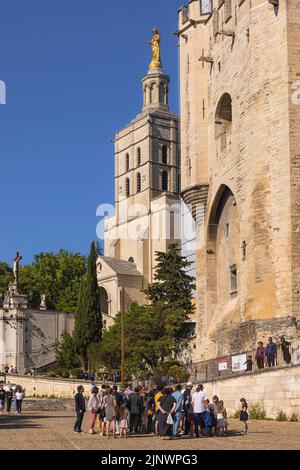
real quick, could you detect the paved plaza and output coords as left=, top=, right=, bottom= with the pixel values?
left=0, top=411, right=300, bottom=450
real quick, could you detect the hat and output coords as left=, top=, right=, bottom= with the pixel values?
left=186, top=382, right=193, bottom=387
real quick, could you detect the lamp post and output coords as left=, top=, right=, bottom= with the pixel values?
left=121, top=287, right=125, bottom=389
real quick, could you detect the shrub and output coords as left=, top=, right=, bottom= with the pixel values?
left=70, top=368, right=84, bottom=379
left=289, top=413, right=298, bottom=422
left=54, top=368, right=70, bottom=379
left=48, top=373, right=57, bottom=378
left=276, top=411, right=288, bottom=422
left=233, top=410, right=240, bottom=419
left=249, top=407, right=266, bottom=420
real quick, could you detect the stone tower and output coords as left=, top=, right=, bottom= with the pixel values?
left=97, top=32, right=181, bottom=327
left=178, top=0, right=300, bottom=361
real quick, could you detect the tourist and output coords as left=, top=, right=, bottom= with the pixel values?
left=96, top=385, right=106, bottom=435
left=142, top=393, right=154, bottom=434
left=172, top=384, right=184, bottom=437
left=157, top=388, right=176, bottom=439
left=73, top=385, right=86, bottom=433
left=4, top=365, right=9, bottom=374
left=103, top=387, right=117, bottom=438
left=6, top=387, right=13, bottom=414
left=204, top=399, right=213, bottom=437
left=0, top=385, right=6, bottom=414
left=154, top=384, right=164, bottom=436
left=183, top=382, right=194, bottom=436
left=255, top=342, right=265, bottom=369
left=220, top=400, right=228, bottom=432
left=266, top=337, right=277, bottom=367
left=240, top=398, right=249, bottom=435
left=113, top=384, right=123, bottom=435
left=215, top=399, right=225, bottom=436
left=280, top=336, right=291, bottom=364
left=87, top=386, right=100, bottom=434
left=118, top=404, right=128, bottom=438
left=192, top=384, right=207, bottom=438
left=15, top=387, right=24, bottom=414
left=128, top=387, right=143, bottom=434
left=244, top=355, right=254, bottom=372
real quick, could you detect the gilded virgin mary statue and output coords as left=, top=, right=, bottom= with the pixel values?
left=148, top=28, right=162, bottom=70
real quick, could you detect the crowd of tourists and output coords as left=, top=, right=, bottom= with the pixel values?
left=0, top=385, right=25, bottom=415
left=73, top=382, right=249, bottom=439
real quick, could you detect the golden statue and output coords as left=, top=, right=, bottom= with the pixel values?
left=148, top=27, right=162, bottom=70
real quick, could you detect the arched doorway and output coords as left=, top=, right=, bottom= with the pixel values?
left=207, top=185, right=240, bottom=317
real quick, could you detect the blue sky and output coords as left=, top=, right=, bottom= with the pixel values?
left=0, top=0, right=182, bottom=265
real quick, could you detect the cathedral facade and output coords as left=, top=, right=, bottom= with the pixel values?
left=178, top=0, right=300, bottom=361
left=97, top=35, right=181, bottom=328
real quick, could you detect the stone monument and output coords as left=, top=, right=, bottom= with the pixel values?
left=3, top=252, right=28, bottom=310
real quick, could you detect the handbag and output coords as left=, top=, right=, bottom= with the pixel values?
left=167, top=413, right=174, bottom=425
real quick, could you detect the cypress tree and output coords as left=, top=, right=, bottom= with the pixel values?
left=144, top=243, right=196, bottom=317
left=74, top=241, right=102, bottom=369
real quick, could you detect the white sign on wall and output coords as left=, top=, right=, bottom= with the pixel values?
left=218, top=360, right=228, bottom=371
left=232, top=354, right=247, bottom=372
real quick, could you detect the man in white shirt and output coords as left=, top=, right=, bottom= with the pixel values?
left=192, top=384, right=207, bottom=437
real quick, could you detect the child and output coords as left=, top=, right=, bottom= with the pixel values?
left=244, top=356, right=254, bottom=372
left=240, top=398, right=249, bottom=434
left=219, top=400, right=228, bottom=432
left=205, top=399, right=213, bottom=437
left=119, top=404, right=128, bottom=438
left=215, top=400, right=225, bottom=436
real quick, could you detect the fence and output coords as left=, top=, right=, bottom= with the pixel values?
left=188, top=339, right=300, bottom=384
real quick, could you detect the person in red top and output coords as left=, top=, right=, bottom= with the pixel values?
left=255, top=342, right=265, bottom=369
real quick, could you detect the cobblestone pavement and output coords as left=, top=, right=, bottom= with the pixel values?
left=0, top=411, right=300, bottom=450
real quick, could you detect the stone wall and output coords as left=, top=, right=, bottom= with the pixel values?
left=202, top=364, right=300, bottom=420
left=178, top=0, right=300, bottom=362
left=6, top=365, right=300, bottom=419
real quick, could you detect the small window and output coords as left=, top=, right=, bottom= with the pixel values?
left=162, top=171, right=168, bottom=191
left=230, top=264, right=237, bottom=294
left=182, top=5, right=189, bottom=23
left=162, top=145, right=168, bottom=164
left=126, top=153, right=130, bottom=172
left=212, top=9, right=219, bottom=37
left=137, top=148, right=141, bottom=166
left=126, top=178, right=130, bottom=198
left=226, top=223, right=230, bottom=238
left=136, top=173, right=141, bottom=193
left=224, top=0, right=232, bottom=21
left=200, top=0, right=213, bottom=15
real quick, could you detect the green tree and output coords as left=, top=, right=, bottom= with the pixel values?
left=19, top=250, right=86, bottom=312
left=74, top=241, right=102, bottom=369
left=0, top=262, right=13, bottom=296
left=91, top=302, right=190, bottom=377
left=144, top=243, right=196, bottom=316
left=54, top=331, right=81, bottom=369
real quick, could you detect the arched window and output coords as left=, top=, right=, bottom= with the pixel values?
left=162, top=171, right=168, bottom=192
left=162, top=145, right=168, bottom=164
left=136, top=172, right=141, bottom=193
left=126, top=178, right=130, bottom=198
left=100, top=287, right=109, bottom=316
left=159, top=83, right=165, bottom=104
left=137, top=147, right=141, bottom=167
left=125, top=153, right=130, bottom=172
left=215, top=93, right=232, bottom=153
